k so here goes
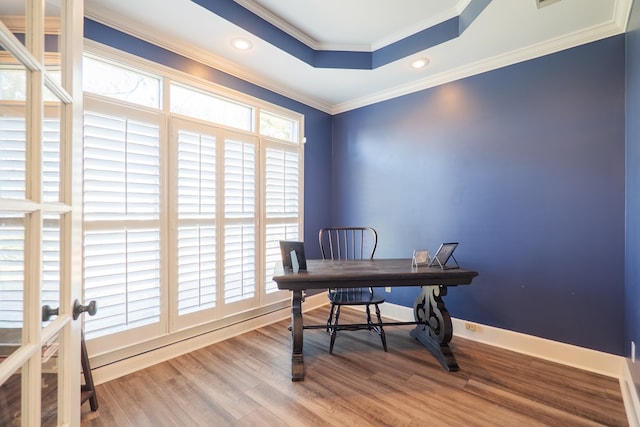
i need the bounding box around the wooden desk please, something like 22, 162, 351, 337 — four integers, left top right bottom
273, 259, 479, 381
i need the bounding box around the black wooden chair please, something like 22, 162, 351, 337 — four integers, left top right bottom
319, 226, 387, 354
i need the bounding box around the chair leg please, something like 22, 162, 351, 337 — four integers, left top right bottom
326, 303, 336, 333
329, 306, 341, 354
365, 304, 373, 331
375, 304, 387, 352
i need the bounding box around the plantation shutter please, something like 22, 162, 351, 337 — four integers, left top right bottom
82, 109, 161, 339
176, 128, 217, 315
264, 144, 300, 293
224, 137, 256, 303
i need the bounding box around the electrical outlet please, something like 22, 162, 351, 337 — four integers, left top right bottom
465, 322, 477, 332
632, 341, 636, 363
385, 287, 391, 293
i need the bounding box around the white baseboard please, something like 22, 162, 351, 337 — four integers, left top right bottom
622, 360, 640, 427
379, 302, 624, 378
90, 293, 328, 385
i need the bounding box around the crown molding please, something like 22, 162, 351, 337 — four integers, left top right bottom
233, 0, 468, 53
233, 0, 324, 51
615, 0, 635, 29
83, 11, 333, 114
332, 19, 625, 114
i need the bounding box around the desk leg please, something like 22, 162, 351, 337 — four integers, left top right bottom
290, 290, 305, 381
410, 285, 458, 371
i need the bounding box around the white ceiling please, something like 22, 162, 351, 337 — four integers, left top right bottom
83, 0, 632, 114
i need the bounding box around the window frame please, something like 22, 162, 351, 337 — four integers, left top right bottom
82, 96, 167, 355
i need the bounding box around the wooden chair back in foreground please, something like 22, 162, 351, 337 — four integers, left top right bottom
318, 226, 387, 354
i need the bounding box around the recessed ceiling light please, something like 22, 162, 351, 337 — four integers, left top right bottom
411, 58, 430, 69
231, 38, 252, 51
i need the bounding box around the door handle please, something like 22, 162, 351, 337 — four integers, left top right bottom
73, 300, 97, 320
42, 305, 59, 322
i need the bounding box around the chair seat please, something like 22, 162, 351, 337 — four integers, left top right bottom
329, 288, 385, 305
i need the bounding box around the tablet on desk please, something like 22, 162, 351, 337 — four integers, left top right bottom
429, 242, 459, 269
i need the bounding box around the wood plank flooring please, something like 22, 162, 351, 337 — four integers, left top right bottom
81, 307, 628, 426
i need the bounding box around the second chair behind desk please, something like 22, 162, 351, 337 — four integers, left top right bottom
318, 226, 388, 354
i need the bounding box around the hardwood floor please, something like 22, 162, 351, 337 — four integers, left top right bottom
81, 308, 628, 426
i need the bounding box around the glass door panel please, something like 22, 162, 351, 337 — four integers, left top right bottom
43, 0, 63, 205
0, 365, 22, 426
0, 55, 27, 200
0, 333, 61, 426
42, 214, 61, 329
43, 99, 61, 203
0, 213, 25, 353
41, 333, 59, 426
44, 0, 61, 63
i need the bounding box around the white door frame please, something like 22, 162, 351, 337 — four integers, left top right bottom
0, 0, 83, 425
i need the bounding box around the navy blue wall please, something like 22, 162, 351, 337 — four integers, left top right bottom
84, 20, 332, 258
332, 36, 626, 355
626, 0, 640, 388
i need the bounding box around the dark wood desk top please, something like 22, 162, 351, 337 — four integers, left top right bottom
273, 259, 479, 290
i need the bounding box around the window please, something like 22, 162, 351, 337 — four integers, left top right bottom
83, 56, 161, 109
82, 52, 303, 353
260, 110, 298, 142
82, 101, 162, 340
171, 83, 252, 131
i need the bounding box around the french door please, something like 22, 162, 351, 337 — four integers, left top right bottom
0, 1, 83, 426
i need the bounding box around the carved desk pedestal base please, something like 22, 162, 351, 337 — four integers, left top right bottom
410, 285, 458, 372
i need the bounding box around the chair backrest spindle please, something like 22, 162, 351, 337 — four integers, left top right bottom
319, 227, 377, 261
